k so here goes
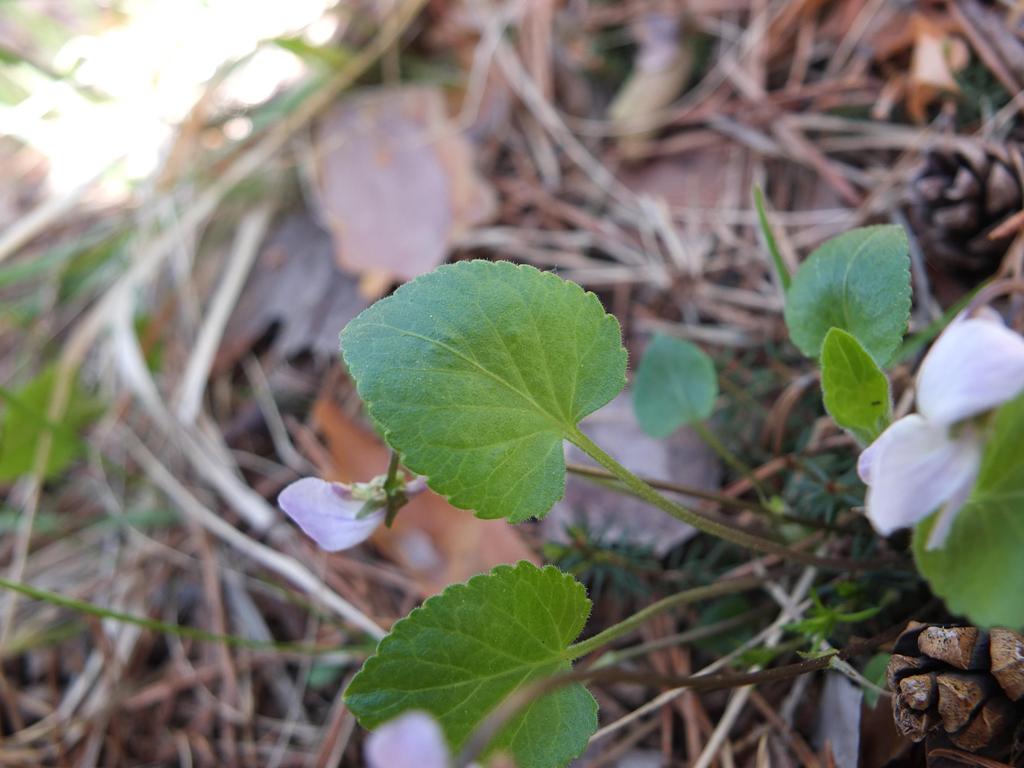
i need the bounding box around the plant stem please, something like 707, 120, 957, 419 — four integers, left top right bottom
754, 184, 791, 292
566, 462, 765, 513
458, 652, 837, 767
385, 450, 400, 484
692, 421, 769, 503
383, 449, 405, 525
591, 605, 776, 668
0, 576, 361, 655
564, 576, 767, 660
567, 428, 882, 571
565, 462, 850, 534
574, 651, 836, 690
459, 621, 903, 767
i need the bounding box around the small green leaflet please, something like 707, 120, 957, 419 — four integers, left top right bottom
861, 653, 890, 709
345, 562, 597, 768
341, 260, 627, 522
913, 392, 1024, 629
271, 36, 354, 69
753, 185, 790, 292
632, 334, 717, 438
820, 328, 891, 444
0, 365, 102, 482
784, 225, 910, 365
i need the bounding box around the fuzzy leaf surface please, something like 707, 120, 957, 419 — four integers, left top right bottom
340, 260, 627, 522
820, 328, 891, 444
345, 562, 596, 768
784, 225, 910, 365
632, 335, 717, 438
913, 392, 1024, 629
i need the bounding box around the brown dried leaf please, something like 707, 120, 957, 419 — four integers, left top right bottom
313, 86, 496, 283
311, 396, 537, 597
907, 15, 969, 122
619, 144, 746, 212
608, 13, 694, 157
217, 211, 368, 368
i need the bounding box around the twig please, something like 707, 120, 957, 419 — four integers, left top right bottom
175, 204, 274, 423
689, 566, 816, 768
566, 576, 771, 660
115, 427, 385, 639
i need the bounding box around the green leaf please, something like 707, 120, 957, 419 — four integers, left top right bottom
783, 225, 910, 365
913, 392, 1024, 629
340, 260, 627, 522
0, 366, 102, 481
632, 334, 717, 438
344, 562, 596, 768
271, 37, 354, 69
820, 327, 891, 444
861, 653, 890, 709
753, 185, 790, 292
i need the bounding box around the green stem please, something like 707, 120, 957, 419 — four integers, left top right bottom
692, 421, 769, 503
591, 605, 776, 668
385, 450, 400, 484
565, 462, 852, 534
460, 622, 901, 767
567, 461, 765, 514
754, 184, 790, 292
457, 652, 836, 767
0, 576, 364, 655
567, 428, 881, 571
384, 449, 405, 526
565, 576, 767, 660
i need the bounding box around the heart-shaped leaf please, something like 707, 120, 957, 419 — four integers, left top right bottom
913, 392, 1024, 629
784, 225, 910, 365
632, 334, 717, 438
820, 327, 891, 444
340, 260, 627, 522
344, 562, 597, 768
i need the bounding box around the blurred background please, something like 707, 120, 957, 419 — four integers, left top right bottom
0, 0, 1021, 765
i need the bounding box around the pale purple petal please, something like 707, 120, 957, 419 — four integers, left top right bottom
404, 476, 428, 496
862, 415, 982, 536
925, 465, 977, 550
277, 478, 384, 552
916, 316, 1024, 426
365, 712, 451, 768
857, 433, 883, 485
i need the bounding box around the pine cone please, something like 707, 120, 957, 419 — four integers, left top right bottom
909, 142, 1024, 274
888, 623, 1024, 763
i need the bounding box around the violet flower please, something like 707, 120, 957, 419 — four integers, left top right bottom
277, 477, 386, 551
858, 312, 1024, 549
365, 712, 452, 768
